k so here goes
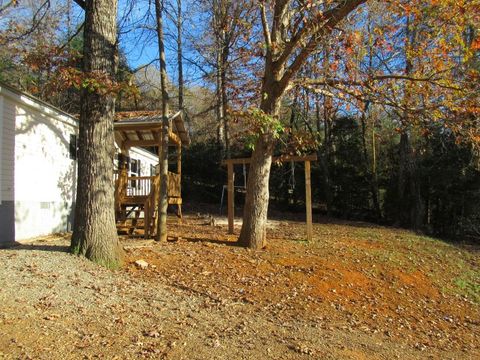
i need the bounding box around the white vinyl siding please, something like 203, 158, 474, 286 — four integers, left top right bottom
13, 100, 78, 240
14, 104, 77, 203
1, 95, 16, 202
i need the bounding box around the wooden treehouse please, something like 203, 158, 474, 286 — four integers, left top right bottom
113, 111, 190, 238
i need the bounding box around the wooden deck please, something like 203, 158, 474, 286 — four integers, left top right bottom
114, 171, 182, 239
113, 111, 188, 239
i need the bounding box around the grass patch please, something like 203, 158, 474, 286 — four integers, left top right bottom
454, 272, 480, 303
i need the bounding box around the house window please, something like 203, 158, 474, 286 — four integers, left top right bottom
69, 134, 78, 160
130, 159, 138, 174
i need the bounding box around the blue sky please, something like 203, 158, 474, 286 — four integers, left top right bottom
115, 0, 210, 88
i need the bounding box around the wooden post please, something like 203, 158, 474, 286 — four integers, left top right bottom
115, 152, 128, 218
177, 144, 182, 176
177, 143, 182, 223
227, 162, 235, 234
305, 160, 313, 241
156, 134, 162, 241
144, 201, 150, 238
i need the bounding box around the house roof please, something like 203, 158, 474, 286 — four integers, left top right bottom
114, 110, 190, 146
0, 81, 78, 126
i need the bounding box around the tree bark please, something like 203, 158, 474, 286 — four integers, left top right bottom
360, 105, 381, 220
215, 48, 225, 147
238, 72, 281, 248
237, 133, 276, 248
71, 0, 123, 268
220, 60, 230, 158
177, 0, 184, 110
155, 0, 170, 242
322, 87, 334, 216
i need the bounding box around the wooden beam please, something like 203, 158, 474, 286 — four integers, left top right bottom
305, 160, 313, 242
222, 154, 317, 166
227, 162, 234, 234
114, 123, 162, 131
124, 139, 162, 147
124, 133, 180, 148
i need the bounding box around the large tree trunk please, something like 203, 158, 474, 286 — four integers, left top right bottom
71, 0, 123, 267
237, 134, 275, 248
155, 0, 170, 242
238, 80, 281, 249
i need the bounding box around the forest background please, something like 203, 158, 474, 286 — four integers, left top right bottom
1, 0, 479, 243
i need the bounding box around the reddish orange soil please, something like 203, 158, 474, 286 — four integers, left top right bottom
124, 215, 480, 356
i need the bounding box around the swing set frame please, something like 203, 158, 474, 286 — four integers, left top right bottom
222, 154, 317, 241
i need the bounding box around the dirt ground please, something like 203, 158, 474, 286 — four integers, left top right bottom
0, 213, 479, 359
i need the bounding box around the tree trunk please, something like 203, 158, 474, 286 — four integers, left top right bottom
155, 0, 170, 242
71, 0, 123, 268
360, 106, 381, 220
238, 80, 281, 249
398, 132, 424, 230
322, 92, 334, 216
314, 94, 332, 216
220, 62, 230, 158
177, 0, 184, 110
371, 119, 381, 219
215, 49, 225, 148
237, 134, 275, 248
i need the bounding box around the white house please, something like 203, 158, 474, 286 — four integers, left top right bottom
0, 83, 159, 246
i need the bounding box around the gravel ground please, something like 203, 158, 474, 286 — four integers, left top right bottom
0, 218, 478, 359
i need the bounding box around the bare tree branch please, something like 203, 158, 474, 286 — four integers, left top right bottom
296, 73, 462, 91
279, 0, 367, 92
132, 57, 160, 73
260, 1, 272, 51
58, 22, 85, 51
